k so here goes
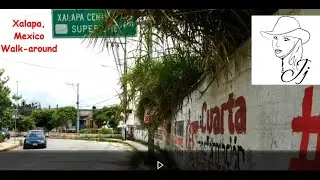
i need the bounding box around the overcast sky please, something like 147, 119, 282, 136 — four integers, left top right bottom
0, 9, 137, 109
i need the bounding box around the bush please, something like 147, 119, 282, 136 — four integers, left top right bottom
79, 129, 91, 134
79, 129, 99, 134
98, 128, 113, 134
113, 128, 121, 134
0, 133, 4, 142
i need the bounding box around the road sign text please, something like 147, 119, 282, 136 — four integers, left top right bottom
52, 9, 137, 38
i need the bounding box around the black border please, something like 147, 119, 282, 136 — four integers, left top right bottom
2, 170, 320, 178
3, 1, 320, 9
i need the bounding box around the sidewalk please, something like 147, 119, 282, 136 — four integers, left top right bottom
124, 140, 148, 152
124, 140, 176, 170
0, 139, 21, 152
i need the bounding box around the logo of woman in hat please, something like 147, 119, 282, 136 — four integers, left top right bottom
261, 16, 311, 84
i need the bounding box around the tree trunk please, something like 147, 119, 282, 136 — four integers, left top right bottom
147, 126, 155, 162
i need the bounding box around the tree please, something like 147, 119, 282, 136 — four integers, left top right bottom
12, 94, 22, 103
16, 116, 36, 132
31, 109, 55, 131
0, 69, 13, 129
92, 108, 105, 128
93, 105, 122, 129
19, 100, 40, 116
0, 108, 13, 129
86, 9, 279, 159
52, 106, 77, 130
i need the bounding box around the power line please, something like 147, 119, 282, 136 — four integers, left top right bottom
0, 57, 119, 73
0, 57, 64, 71
15, 61, 59, 70
80, 94, 119, 108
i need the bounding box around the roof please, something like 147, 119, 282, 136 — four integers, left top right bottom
29, 130, 44, 132
79, 109, 92, 116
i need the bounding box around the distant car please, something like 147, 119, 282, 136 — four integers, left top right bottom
23, 130, 48, 149
0, 128, 10, 139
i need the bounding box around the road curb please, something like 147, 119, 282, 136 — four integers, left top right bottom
0, 144, 21, 152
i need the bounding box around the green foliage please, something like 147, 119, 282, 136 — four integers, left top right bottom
79, 129, 91, 134
79, 129, 99, 134
123, 52, 204, 127
113, 128, 121, 134
52, 106, 77, 129
0, 69, 13, 128
79, 128, 114, 134
12, 94, 22, 102
16, 116, 36, 132
31, 109, 55, 131
19, 100, 40, 116
93, 105, 122, 129
87, 10, 279, 128
0, 108, 13, 129
98, 128, 113, 134
0, 133, 4, 142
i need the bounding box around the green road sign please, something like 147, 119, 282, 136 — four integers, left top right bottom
51, 9, 137, 38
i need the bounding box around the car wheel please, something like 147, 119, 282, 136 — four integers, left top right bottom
43, 144, 47, 148
23, 145, 27, 149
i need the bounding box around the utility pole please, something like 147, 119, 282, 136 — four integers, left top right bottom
123, 36, 128, 141
110, 38, 128, 140
15, 81, 18, 133
76, 83, 79, 133
66, 82, 80, 133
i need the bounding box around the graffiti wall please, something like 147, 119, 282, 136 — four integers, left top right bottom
167, 9, 320, 170
132, 9, 320, 170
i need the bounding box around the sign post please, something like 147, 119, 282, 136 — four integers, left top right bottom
51, 9, 137, 38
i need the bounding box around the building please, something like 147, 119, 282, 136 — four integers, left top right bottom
66, 109, 98, 130
83, 110, 99, 129
79, 109, 91, 129
124, 102, 140, 137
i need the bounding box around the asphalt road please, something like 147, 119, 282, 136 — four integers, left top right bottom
0, 138, 134, 170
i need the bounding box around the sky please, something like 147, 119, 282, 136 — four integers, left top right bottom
0, 9, 137, 109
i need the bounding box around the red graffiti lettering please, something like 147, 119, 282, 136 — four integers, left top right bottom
186, 93, 247, 149
201, 103, 207, 134
176, 136, 184, 148
187, 108, 199, 149
289, 86, 320, 170
206, 103, 213, 134
226, 93, 235, 134
212, 106, 221, 134
201, 93, 246, 135
235, 96, 247, 134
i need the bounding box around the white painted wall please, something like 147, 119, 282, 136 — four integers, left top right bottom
133, 128, 148, 142
133, 128, 165, 149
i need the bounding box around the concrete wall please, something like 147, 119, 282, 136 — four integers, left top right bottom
133, 9, 320, 170
133, 127, 165, 149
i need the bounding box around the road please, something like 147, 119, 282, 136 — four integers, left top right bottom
0, 138, 134, 170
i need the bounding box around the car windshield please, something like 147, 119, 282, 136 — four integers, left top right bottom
27, 132, 43, 138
